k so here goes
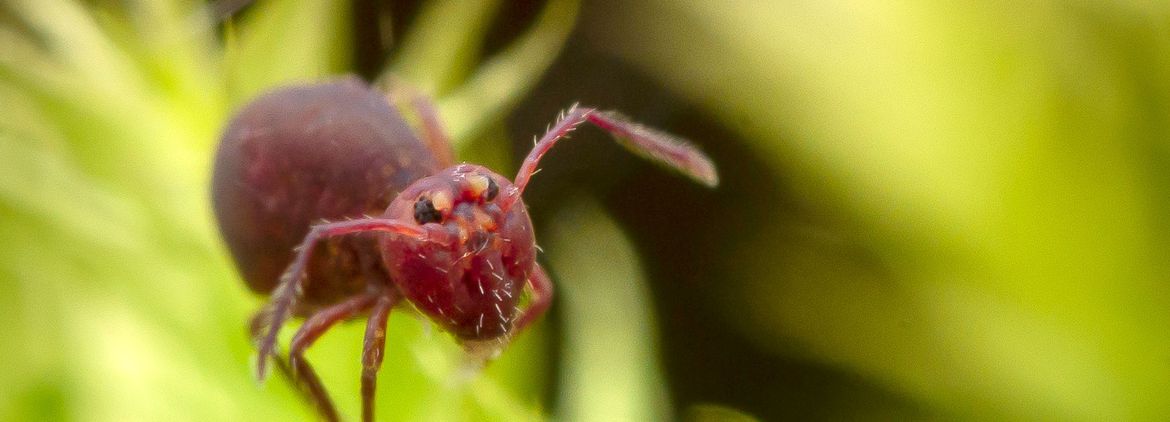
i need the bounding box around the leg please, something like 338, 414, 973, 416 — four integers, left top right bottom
502, 106, 718, 209
249, 311, 339, 422
288, 295, 377, 422
383, 76, 455, 167
512, 263, 553, 334
407, 90, 455, 168
361, 295, 397, 422
256, 218, 434, 380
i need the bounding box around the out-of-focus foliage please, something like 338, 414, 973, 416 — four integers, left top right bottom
544, 198, 672, 422
587, 0, 1170, 419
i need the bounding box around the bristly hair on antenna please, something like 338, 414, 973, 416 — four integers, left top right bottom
501, 106, 718, 210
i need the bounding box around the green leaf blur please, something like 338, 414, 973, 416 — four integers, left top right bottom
586, 0, 1170, 419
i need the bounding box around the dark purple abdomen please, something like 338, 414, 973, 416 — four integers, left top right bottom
212, 78, 438, 309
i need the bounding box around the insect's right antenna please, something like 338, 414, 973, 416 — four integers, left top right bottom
500, 106, 718, 210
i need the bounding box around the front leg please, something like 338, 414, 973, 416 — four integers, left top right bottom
255, 218, 433, 380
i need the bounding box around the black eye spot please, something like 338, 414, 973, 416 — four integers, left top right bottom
484, 177, 499, 201
413, 198, 442, 224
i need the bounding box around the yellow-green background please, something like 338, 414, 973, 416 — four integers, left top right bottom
2, 0, 1168, 420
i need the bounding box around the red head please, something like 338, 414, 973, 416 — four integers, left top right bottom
379, 164, 535, 340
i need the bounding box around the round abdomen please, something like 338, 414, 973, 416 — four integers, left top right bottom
212, 78, 439, 307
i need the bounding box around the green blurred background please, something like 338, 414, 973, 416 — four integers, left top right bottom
2, 0, 1169, 420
